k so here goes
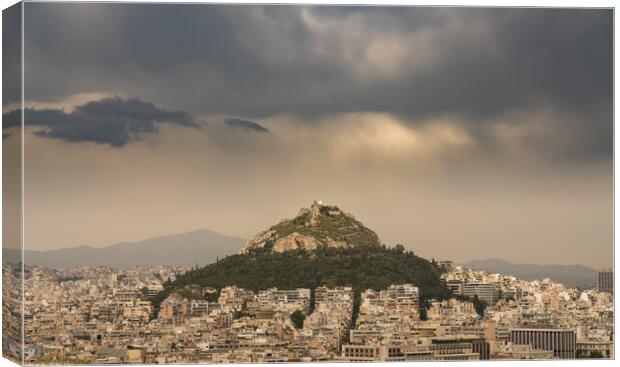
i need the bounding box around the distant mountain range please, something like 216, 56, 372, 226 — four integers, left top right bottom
3, 229, 245, 268
462, 258, 599, 287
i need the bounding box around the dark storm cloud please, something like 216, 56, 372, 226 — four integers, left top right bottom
21, 4, 612, 159
3, 97, 200, 146
2, 108, 21, 129
2, 3, 22, 106
225, 118, 269, 133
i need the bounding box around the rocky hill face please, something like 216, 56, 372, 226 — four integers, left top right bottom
239, 201, 382, 253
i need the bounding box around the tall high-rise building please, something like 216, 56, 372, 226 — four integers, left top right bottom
509, 328, 576, 359
598, 271, 613, 294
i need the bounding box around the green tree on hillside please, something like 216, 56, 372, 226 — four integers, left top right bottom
472, 295, 487, 317
290, 310, 306, 329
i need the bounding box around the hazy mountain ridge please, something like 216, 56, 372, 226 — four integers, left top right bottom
3, 229, 245, 268
463, 258, 599, 287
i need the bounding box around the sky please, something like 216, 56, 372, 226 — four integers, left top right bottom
2, 4, 613, 268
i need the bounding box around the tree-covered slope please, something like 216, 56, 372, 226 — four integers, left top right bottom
153, 244, 450, 309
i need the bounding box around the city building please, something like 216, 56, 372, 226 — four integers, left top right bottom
463, 282, 500, 305
576, 340, 614, 359
598, 270, 613, 295
494, 342, 555, 359
509, 328, 576, 359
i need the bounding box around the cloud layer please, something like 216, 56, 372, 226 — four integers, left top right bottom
4, 97, 200, 146
225, 118, 270, 133
19, 5, 612, 161
22, 8, 611, 110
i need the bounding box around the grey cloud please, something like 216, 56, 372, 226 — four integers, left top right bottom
225, 118, 269, 133
21, 4, 612, 161
3, 97, 200, 147
2, 3, 22, 106
2, 108, 21, 129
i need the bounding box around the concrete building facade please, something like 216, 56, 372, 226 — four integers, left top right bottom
509, 328, 576, 359
598, 271, 613, 295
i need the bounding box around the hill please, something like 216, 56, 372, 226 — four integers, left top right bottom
240, 201, 382, 253
3, 229, 245, 268
154, 202, 450, 310
463, 258, 598, 287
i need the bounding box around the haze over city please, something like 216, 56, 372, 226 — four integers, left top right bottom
2, 4, 612, 268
